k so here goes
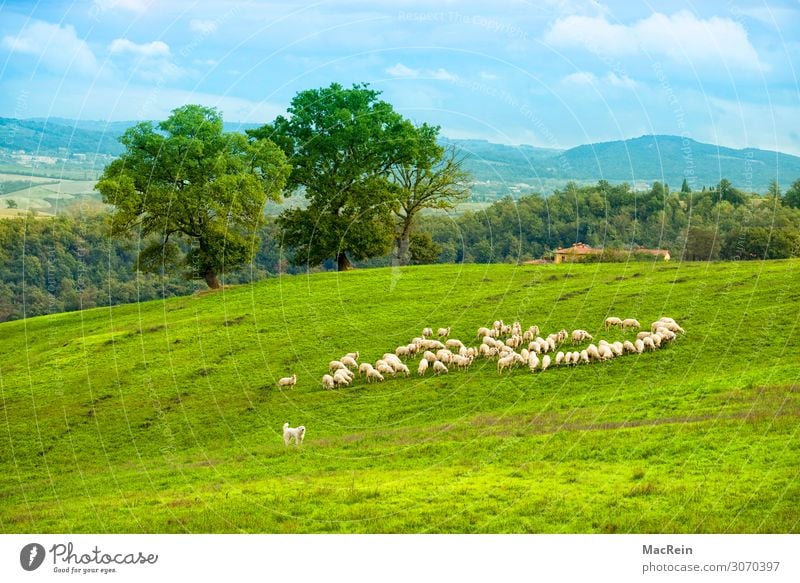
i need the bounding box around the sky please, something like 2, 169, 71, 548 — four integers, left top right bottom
1, 0, 798, 154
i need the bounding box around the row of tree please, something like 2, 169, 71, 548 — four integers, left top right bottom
97, 84, 470, 288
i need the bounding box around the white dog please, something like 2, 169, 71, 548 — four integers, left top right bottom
283, 422, 305, 446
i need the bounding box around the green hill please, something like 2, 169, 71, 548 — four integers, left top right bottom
1, 260, 798, 533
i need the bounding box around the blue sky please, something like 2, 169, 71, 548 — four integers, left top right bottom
1, 0, 798, 153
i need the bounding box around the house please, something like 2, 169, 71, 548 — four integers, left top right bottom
553, 243, 670, 264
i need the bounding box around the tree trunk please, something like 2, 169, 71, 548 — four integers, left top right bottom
336, 252, 354, 271
204, 269, 222, 289
393, 218, 413, 267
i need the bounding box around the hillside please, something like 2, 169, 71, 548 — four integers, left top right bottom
1, 261, 798, 533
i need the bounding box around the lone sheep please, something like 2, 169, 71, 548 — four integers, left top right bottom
278, 374, 297, 387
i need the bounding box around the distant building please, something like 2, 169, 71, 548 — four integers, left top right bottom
553, 242, 670, 264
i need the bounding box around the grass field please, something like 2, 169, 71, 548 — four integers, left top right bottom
0, 260, 798, 533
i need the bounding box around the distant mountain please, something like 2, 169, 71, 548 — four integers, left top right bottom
449, 135, 800, 194
2, 116, 799, 194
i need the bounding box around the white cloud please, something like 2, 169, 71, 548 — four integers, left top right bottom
386, 62, 458, 81
189, 19, 218, 35
109, 38, 170, 57
605, 72, 637, 89
2, 20, 98, 76
386, 63, 419, 77
544, 10, 767, 71
562, 71, 598, 86
479, 71, 498, 81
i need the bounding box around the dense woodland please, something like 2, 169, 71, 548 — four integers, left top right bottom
2, 178, 800, 323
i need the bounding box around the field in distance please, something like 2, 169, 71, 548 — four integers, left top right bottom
0, 260, 798, 533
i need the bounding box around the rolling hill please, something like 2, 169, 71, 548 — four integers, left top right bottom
1, 260, 798, 533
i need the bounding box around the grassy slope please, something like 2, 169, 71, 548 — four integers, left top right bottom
0, 260, 798, 533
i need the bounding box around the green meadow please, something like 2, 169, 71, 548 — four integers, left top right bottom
1, 260, 798, 533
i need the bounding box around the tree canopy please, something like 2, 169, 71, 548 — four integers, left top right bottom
252, 83, 422, 270
96, 104, 290, 288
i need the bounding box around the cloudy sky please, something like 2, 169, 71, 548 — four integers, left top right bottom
1, 0, 798, 153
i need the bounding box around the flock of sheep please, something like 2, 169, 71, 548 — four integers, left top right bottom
276, 316, 685, 392
278, 316, 684, 444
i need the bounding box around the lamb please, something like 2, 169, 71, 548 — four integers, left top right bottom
604, 317, 622, 330
278, 374, 297, 387
283, 422, 305, 446
417, 359, 429, 376
433, 361, 448, 375
437, 327, 451, 338
366, 368, 385, 383
322, 374, 335, 390
340, 356, 358, 369
621, 318, 640, 330
422, 327, 434, 338
541, 354, 551, 372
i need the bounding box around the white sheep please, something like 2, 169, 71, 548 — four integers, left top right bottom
283, 422, 305, 446
637, 331, 652, 340
563, 351, 572, 365
528, 352, 540, 372
586, 344, 600, 361
436, 348, 453, 364
329, 360, 346, 373
366, 369, 385, 383
634, 338, 645, 353
476, 326, 492, 338
498, 354, 516, 373
604, 317, 622, 330
278, 374, 297, 387
417, 359, 429, 376
376, 363, 395, 376
396, 363, 411, 377
541, 354, 551, 372
610, 342, 624, 356
423, 351, 437, 363
437, 326, 451, 338
358, 362, 374, 377
321, 374, 335, 390
555, 351, 565, 365
445, 339, 464, 350
643, 337, 656, 351
621, 318, 640, 330
344, 351, 360, 361
598, 345, 613, 360
395, 346, 411, 359
623, 340, 637, 354
571, 351, 581, 365
580, 350, 590, 364
333, 370, 351, 387
422, 327, 434, 338
571, 330, 592, 344
433, 361, 448, 375
340, 356, 358, 369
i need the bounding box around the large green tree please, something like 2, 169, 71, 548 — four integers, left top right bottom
390, 139, 471, 266
784, 178, 800, 208
96, 105, 290, 288
253, 83, 419, 271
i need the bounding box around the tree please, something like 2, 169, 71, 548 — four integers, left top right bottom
390, 139, 471, 265
715, 178, 746, 206
96, 105, 289, 288
408, 231, 441, 265
766, 179, 781, 199
5, 199, 18, 209
784, 178, 800, 208
254, 83, 418, 271
680, 178, 691, 194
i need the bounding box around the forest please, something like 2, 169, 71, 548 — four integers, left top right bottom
2, 177, 799, 323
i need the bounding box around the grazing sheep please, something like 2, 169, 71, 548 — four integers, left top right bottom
597, 345, 613, 360
396, 363, 411, 377
278, 374, 297, 387
283, 422, 305, 446
563, 351, 572, 365
340, 356, 358, 369
479, 344, 498, 358
329, 360, 346, 373
436, 349, 453, 364
417, 359, 429, 376
477, 326, 492, 338
422, 327, 434, 338
571, 351, 581, 365
643, 337, 656, 351
376, 363, 395, 376
437, 327, 451, 338
637, 331, 652, 340
623, 340, 637, 354
586, 344, 600, 361
423, 351, 437, 363
433, 361, 448, 375
541, 354, 551, 372
571, 330, 592, 344
333, 370, 352, 386
445, 339, 465, 350
555, 351, 565, 366
546, 336, 557, 352
634, 339, 645, 353
498, 354, 516, 373
528, 352, 540, 372
395, 346, 411, 359
655, 321, 685, 334
366, 369, 385, 383
621, 318, 640, 330
604, 317, 623, 330
453, 355, 473, 370
580, 350, 590, 364
322, 374, 335, 390
650, 333, 663, 348
610, 342, 624, 356
344, 352, 360, 361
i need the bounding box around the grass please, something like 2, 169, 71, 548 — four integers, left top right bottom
0, 259, 799, 533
